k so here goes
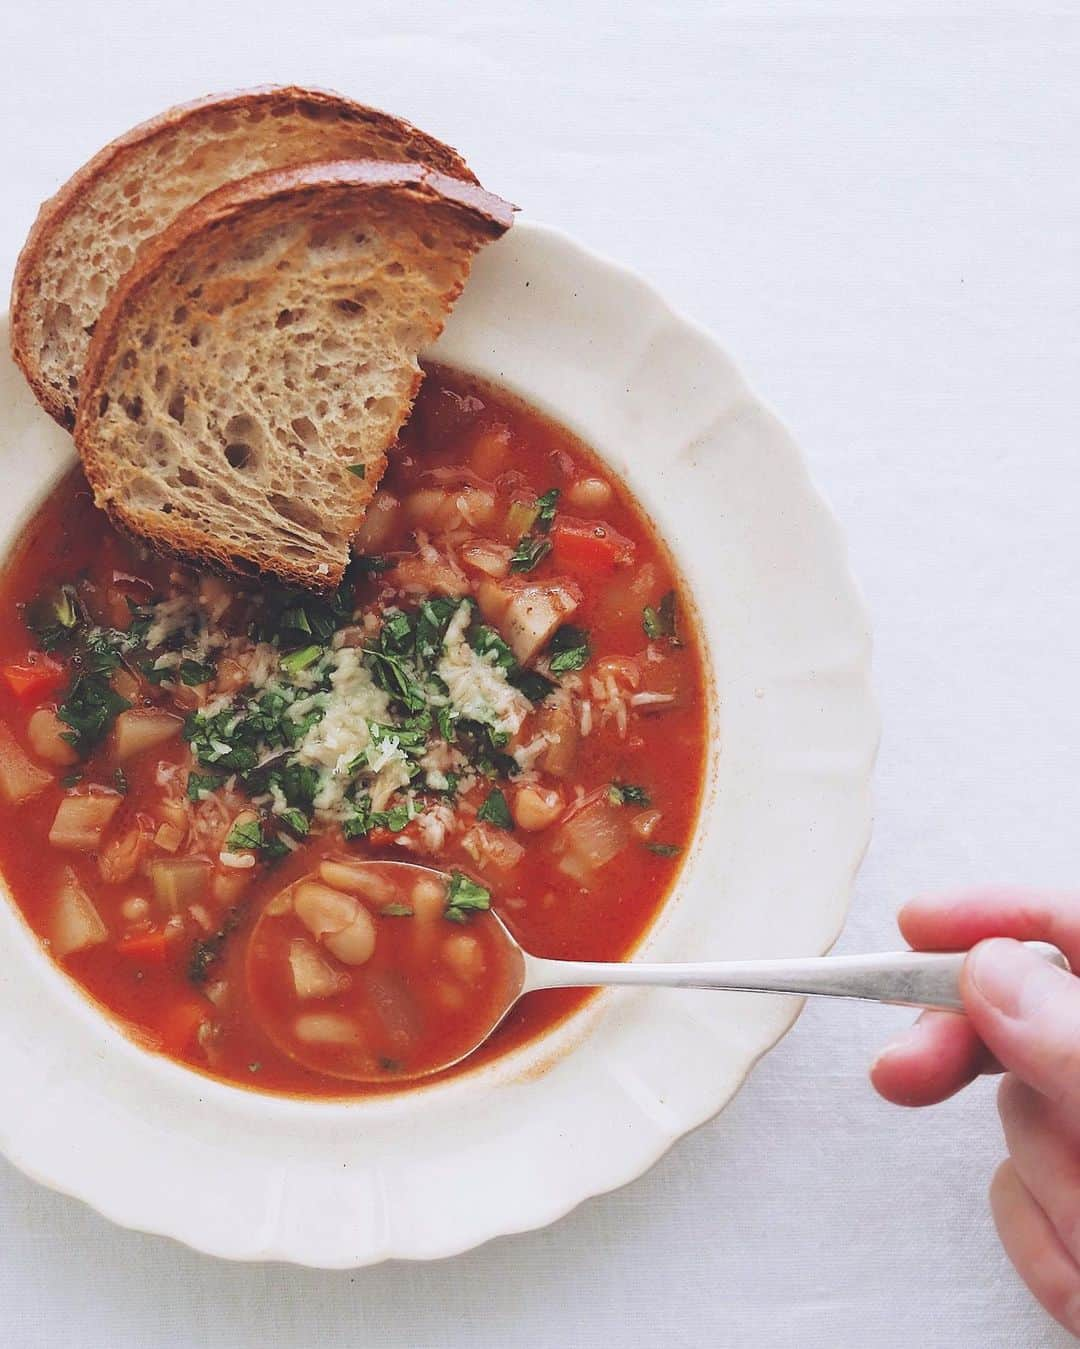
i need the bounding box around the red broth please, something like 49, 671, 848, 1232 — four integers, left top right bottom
0, 367, 708, 1097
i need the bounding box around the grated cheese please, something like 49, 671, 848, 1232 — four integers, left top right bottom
435, 603, 530, 737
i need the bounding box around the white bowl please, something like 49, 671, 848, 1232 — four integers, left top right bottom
0, 220, 877, 1266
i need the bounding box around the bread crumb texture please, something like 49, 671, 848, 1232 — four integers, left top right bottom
78, 179, 499, 588
15, 89, 473, 424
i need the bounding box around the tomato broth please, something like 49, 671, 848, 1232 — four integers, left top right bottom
0, 367, 708, 1096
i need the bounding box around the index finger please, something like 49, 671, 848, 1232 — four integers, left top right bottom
898, 888, 1080, 968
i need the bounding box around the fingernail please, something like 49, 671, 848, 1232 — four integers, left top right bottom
968, 938, 1066, 1019
872, 1022, 925, 1065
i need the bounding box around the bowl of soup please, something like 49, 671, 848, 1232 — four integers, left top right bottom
0, 220, 877, 1265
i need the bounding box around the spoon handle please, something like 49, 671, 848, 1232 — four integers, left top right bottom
522, 941, 1069, 1012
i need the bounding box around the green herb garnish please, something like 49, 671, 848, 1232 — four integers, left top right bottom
57, 674, 131, 756
179, 658, 215, 686
187, 771, 222, 801
225, 819, 263, 852
444, 871, 492, 924
381, 903, 414, 917
646, 842, 682, 857
347, 463, 366, 478
477, 787, 514, 831
642, 591, 681, 644
535, 487, 559, 533
509, 535, 553, 573
548, 625, 591, 674
608, 781, 651, 807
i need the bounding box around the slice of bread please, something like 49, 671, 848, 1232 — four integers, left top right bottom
11, 86, 478, 428
74, 160, 513, 590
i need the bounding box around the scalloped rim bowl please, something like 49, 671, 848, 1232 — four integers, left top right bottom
0, 219, 877, 1267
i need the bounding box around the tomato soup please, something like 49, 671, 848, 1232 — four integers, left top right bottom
0, 367, 708, 1096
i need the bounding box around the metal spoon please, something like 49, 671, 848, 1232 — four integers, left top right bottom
270, 861, 1068, 1084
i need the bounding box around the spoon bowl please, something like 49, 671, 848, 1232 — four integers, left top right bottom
247, 857, 1071, 1085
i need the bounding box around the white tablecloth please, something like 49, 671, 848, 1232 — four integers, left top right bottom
1, 3, 1076, 1344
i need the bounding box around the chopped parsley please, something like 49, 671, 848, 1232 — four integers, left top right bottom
548, 625, 591, 674
444, 871, 491, 924
608, 781, 651, 807
381, 903, 414, 917
352, 554, 393, 574
477, 787, 514, 830
188, 907, 243, 985
225, 817, 291, 861
509, 668, 556, 704
187, 771, 223, 801
646, 842, 682, 857
534, 487, 559, 533
643, 591, 681, 644
225, 819, 263, 852
179, 658, 215, 686
347, 463, 366, 478
470, 624, 515, 671
57, 672, 131, 756
25, 583, 81, 652
509, 535, 552, 573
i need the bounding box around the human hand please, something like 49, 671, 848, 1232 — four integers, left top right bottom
871, 889, 1080, 1338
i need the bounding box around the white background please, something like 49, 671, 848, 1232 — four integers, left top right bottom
1, 2, 1077, 1345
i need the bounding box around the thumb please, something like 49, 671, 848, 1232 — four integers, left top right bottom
963, 938, 1080, 1110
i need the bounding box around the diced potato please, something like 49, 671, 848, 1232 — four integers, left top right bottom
459, 539, 513, 579
352, 491, 401, 552
462, 825, 525, 872
110, 668, 142, 702
112, 708, 183, 761
154, 821, 185, 853
27, 708, 79, 766
289, 939, 348, 999
212, 869, 253, 906
477, 578, 582, 665
293, 1012, 361, 1046
48, 793, 122, 851
536, 698, 579, 778
391, 554, 468, 597
49, 868, 108, 957
150, 857, 211, 912
318, 859, 394, 904
512, 784, 564, 832
294, 882, 360, 938
0, 721, 53, 803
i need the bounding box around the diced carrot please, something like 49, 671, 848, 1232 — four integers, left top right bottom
2, 654, 65, 703
550, 518, 634, 576
116, 929, 171, 964
159, 998, 210, 1054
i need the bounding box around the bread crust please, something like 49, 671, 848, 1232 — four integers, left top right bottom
10, 85, 480, 426
75, 159, 514, 591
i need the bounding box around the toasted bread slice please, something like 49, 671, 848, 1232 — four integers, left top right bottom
74, 160, 513, 590
11, 86, 478, 427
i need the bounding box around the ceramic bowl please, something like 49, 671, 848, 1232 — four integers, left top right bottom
0, 219, 877, 1265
